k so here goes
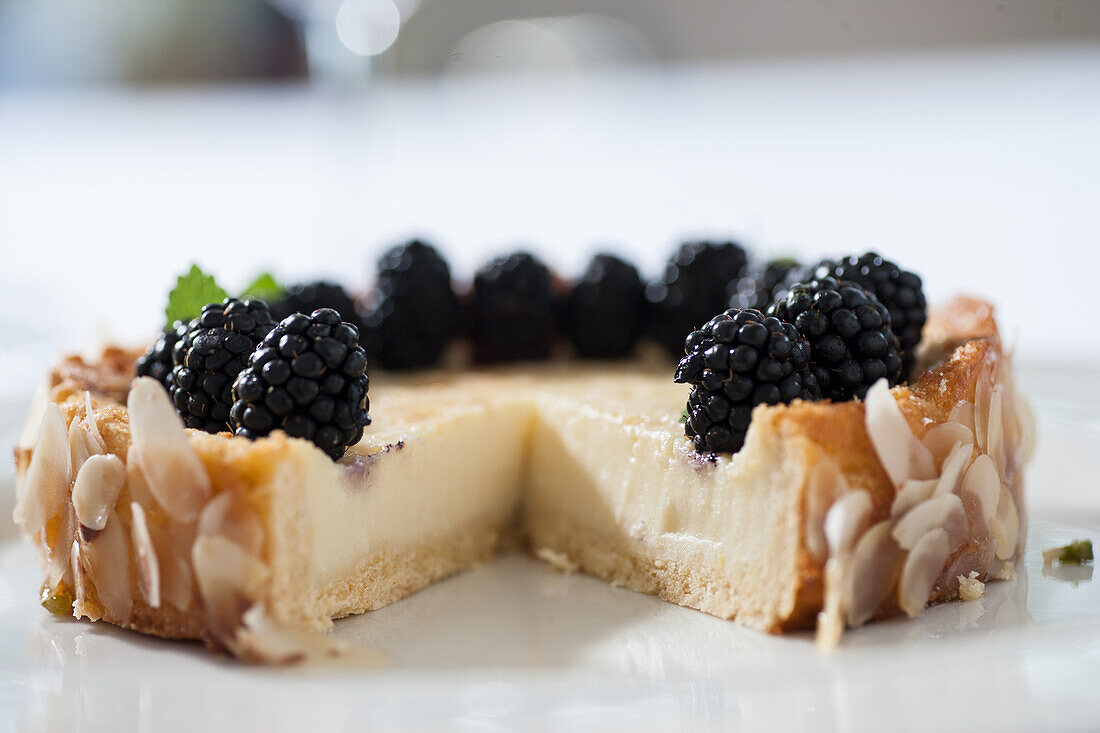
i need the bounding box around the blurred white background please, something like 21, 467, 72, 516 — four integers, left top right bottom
2, 0, 1099, 458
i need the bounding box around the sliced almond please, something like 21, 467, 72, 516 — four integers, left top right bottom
130, 502, 161, 608
986, 385, 1006, 477
991, 488, 1020, 561
934, 441, 974, 496
898, 528, 951, 617
45, 506, 76, 589
82, 509, 133, 623
865, 379, 935, 488
1015, 393, 1037, 464
891, 479, 938, 519
72, 454, 126, 532
843, 520, 904, 626
193, 534, 270, 645
922, 422, 974, 467
197, 491, 265, 557
83, 391, 106, 452
949, 400, 976, 433
892, 493, 967, 551
961, 454, 1000, 529
68, 419, 93, 469
127, 377, 211, 522
14, 403, 71, 538
974, 366, 994, 451
823, 489, 872, 557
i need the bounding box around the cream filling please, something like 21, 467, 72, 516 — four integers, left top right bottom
299, 398, 532, 590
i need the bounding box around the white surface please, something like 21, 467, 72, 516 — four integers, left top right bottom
1, 45, 1100, 381
1, 364, 1099, 732
1, 521, 1098, 733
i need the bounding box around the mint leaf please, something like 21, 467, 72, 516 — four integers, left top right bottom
679, 409, 688, 424
241, 272, 284, 303
1042, 539, 1094, 565
165, 264, 228, 328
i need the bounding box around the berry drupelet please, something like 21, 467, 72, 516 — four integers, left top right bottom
812, 252, 926, 377
727, 258, 803, 312
564, 253, 646, 358
647, 241, 749, 356
271, 281, 364, 334
136, 321, 188, 389
768, 276, 902, 402
674, 308, 819, 454
230, 308, 371, 460
361, 240, 457, 369
169, 298, 276, 433
471, 251, 554, 363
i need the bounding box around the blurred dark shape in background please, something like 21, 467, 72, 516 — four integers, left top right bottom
1, 0, 1098, 88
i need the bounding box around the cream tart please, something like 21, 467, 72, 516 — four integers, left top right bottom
11, 293, 1032, 662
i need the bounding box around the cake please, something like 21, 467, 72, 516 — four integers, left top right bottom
12, 289, 1032, 663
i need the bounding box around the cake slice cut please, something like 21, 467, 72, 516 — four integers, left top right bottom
12, 297, 1032, 661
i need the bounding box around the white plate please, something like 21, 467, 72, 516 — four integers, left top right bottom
2, 520, 1098, 733
2, 367, 1099, 733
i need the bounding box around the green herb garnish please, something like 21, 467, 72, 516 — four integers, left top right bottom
165, 264, 228, 328
241, 271, 284, 303
679, 409, 688, 423
1042, 539, 1094, 565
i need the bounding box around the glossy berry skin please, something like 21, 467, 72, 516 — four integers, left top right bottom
647, 241, 749, 356
564, 253, 646, 359
230, 308, 371, 460
169, 299, 276, 433
674, 308, 819, 454
271, 281, 364, 334
472, 251, 554, 363
362, 240, 457, 369
812, 252, 926, 377
136, 321, 188, 389
769, 276, 902, 402
727, 259, 803, 312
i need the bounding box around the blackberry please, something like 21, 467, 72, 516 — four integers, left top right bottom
812, 253, 926, 376
169, 299, 276, 433
646, 241, 749, 356
230, 308, 370, 460
362, 240, 457, 369
768, 276, 902, 402
727, 258, 802, 312
564, 253, 646, 358
136, 321, 187, 389
674, 309, 819, 454
271, 281, 364, 333
472, 251, 554, 362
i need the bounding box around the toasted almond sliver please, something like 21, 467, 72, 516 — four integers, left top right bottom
844, 520, 904, 627
823, 490, 873, 557
898, 528, 951, 617
991, 489, 1020, 561
14, 403, 71, 537
922, 421, 974, 467
934, 441, 974, 496
961, 454, 1000, 529
130, 502, 161, 608
128, 378, 211, 522
891, 479, 938, 519
82, 509, 133, 623
72, 454, 126, 532
892, 493, 967, 551
865, 379, 935, 488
